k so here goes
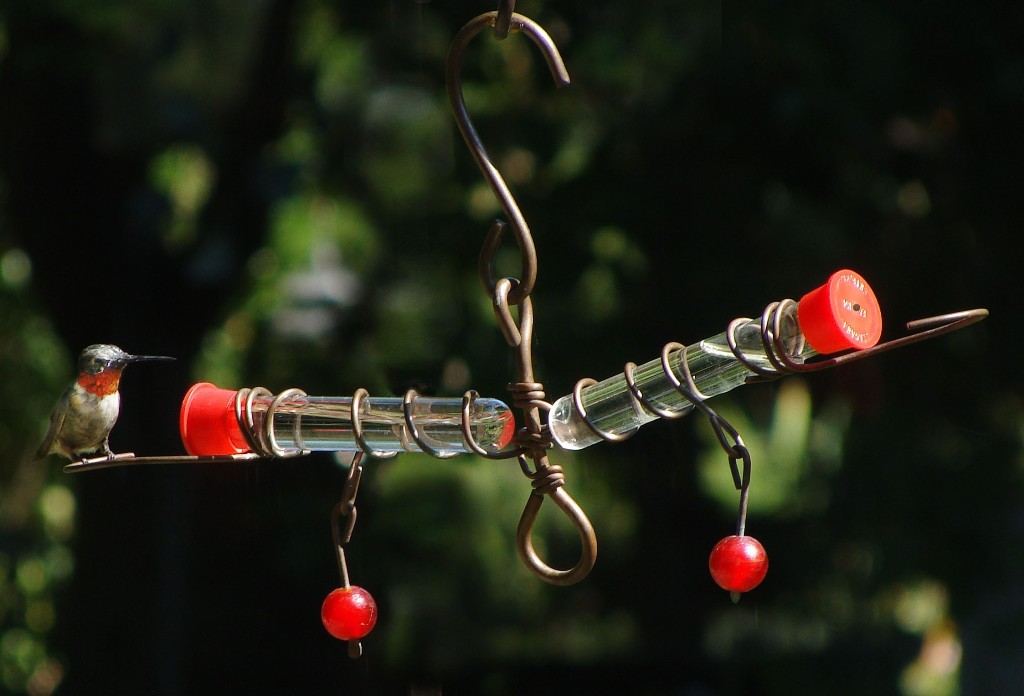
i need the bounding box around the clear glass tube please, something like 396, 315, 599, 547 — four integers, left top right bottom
251, 394, 514, 456
547, 303, 816, 450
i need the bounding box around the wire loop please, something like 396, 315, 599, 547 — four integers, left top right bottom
402, 390, 461, 459
348, 388, 398, 459
659, 341, 710, 403
516, 461, 598, 586
492, 276, 527, 347
265, 387, 308, 457
461, 390, 529, 459
572, 377, 635, 443
235, 387, 276, 457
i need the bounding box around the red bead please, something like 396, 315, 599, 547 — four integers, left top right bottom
321, 586, 378, 640
709, 535, 768, 593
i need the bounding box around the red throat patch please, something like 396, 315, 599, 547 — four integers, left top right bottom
78, 370, 123, 396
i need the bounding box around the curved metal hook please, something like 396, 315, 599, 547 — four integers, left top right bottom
771, 307, 989, 374
516, 480, 598, 586
447, 11, 571, 303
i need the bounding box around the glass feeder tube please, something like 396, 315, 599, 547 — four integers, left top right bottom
547, 269, 882, 451
180, 383, 516, 457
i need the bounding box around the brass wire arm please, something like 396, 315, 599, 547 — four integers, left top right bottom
62, 451, 261, 473
447, 9, 597, 585
752, 305, 989, 378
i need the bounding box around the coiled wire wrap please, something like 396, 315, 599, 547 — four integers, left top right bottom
230, 385, 510, 460
233, 386, 308, 458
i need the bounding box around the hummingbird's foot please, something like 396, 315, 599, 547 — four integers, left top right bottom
105, 451, 137, 461
77, 451, 134, 466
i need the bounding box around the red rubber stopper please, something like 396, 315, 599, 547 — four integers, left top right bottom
498, 408, 516, 450
797, 269, 882, 354
179, 383, 251, 456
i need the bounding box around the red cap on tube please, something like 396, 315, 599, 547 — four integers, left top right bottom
498, 408, 516, 450
180, 383, 251, 456
797, 269, 882, 354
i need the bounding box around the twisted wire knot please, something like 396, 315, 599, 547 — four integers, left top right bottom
528, 462, 566, 496
513, 428, 550, 449
507, 381, 548, 411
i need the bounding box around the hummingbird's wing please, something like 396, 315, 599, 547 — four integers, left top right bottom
35, 390, 69, 460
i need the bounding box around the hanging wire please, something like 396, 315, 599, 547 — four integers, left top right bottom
331, 452, 366, 659
446, 9, 597, 585
494, 0, 516, 39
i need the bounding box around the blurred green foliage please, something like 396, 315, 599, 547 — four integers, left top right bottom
0, 260, 75, 692
0, 0, 1021, 694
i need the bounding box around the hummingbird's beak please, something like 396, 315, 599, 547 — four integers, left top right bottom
126, 354, 176, 363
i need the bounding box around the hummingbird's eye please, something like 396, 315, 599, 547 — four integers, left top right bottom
82, 358, 106, 374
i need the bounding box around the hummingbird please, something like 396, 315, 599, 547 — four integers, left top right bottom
36, 344, 175, 462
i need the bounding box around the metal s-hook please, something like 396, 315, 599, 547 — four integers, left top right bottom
446, 11, 570, 304
448, 13, 596, 585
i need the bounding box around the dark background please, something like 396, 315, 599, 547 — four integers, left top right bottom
0, 1, 1021, 693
